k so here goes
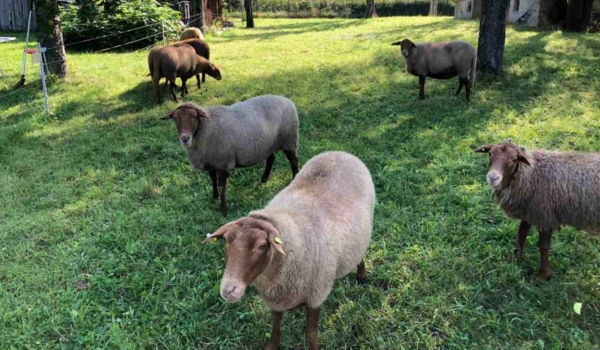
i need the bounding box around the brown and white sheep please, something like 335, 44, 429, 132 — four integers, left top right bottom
161, 95, 299, 216
148, 44, 221, 103
475, 140, 600, 281
204, 151, 375, 350
392, 39, 477, 101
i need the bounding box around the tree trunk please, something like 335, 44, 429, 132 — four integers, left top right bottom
35, 0, 68, 78
477, 0, 510, 75
245, 0, 254, 28
564, 0, 594, 31
365, 0, 378, 18
429, 0, 438, 16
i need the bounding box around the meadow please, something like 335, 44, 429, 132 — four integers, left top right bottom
0, 17, 599, 349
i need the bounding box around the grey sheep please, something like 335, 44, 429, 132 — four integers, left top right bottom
204, 151, 375, 350
180, 27, 204, 40
148, 44, 221, 103
392, 39, 477, 101
475, 140, 600, 281
161, 95, 299, 216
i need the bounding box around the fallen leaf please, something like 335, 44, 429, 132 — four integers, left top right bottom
574, 302, 583, 315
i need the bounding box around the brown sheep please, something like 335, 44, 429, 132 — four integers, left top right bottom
474, 140, 600, 281
180, 27, 204, 41
148, 45, 221, 103
173, 39, 210, 86
392, 39, 477, 101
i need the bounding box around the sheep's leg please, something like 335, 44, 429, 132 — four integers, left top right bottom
455, 78, 465, 96
465, 79, 472, 102
419, 76, 426, 100
168, 78, 178, 102
202, 72, 206, 84
208, 169, 218, 200
261, 154, 276, 183
264, 310, 283, 350
507, 221, 531, 262
356, 259, 368, 284
153, 74, 162, 103
196, 74, 201, 89
181, 78, 188, 98
217, 171, 229, 216
283, 150, 299, 179
305, 307, 320, 350
536, 229, 553, 281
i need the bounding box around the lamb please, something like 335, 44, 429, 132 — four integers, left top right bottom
161, 95, 299, 216
180, 27, 204, 41
391, 39, 477, 101
148, 44, 221, 103
474, 140, 600, 281
204, 151, 375, 350
174, 38, 211, 86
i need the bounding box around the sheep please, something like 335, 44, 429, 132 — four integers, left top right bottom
148, 44, 221, 103
204, 151, 375, 350
180, 27, 204, 41
161, 95, 299, 216
391, 39, 477, 101
474, 140, 600, 281
174, 38, 211, 86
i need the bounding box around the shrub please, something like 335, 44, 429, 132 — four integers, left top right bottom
61, 0, 184, 52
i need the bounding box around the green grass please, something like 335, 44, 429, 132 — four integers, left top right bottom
1, 17, 599, 350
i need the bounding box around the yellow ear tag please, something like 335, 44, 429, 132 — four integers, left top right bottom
274, 237, 282, 244
211, 238, 217, 244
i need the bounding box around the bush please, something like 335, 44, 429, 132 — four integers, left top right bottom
224, 0, 453, 18
61, 0, 184, 52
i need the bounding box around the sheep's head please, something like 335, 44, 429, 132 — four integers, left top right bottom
206, 64, 222, 81
160, 103, 208, 148
391, 39, 417, 58
196, 57, 222, 81
204, 217, 285, 303
474, 140, 531, 189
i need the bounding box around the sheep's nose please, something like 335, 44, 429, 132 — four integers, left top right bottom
224, 285, 236, 296
488, 173, 499, 182
180, 135, 190, 143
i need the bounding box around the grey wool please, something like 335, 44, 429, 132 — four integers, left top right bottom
493, 145, 600, 234
248, 151, 375, 311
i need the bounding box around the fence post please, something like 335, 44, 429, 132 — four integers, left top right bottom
37, 43, 51, 116
162, 20, 167, 44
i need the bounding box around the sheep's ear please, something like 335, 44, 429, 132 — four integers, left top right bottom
516, 149, 531, 166
474, 144, 493, 153
161, 111, 175, 120
391, 40, 403, 46
203, 222, 234, 244
196, 108, 209, 120
268, 231, 285, 256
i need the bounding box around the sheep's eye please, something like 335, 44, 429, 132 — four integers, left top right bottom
258, 244, 267, 251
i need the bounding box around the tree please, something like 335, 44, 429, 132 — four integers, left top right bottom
35, 0, 68, 78
365, 0, 377, 18
245, 0, 255, 28
564, 0, 594, 32
477, 0, 510, 75
429, 0, 438, 16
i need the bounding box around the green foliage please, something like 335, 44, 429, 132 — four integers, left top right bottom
61, 0, 184, 51
225, 0, 453, 18
1, 17, 600, 350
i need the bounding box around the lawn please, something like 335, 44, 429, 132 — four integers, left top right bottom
1, 17, 599, 350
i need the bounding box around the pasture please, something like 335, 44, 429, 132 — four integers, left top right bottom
1, 17, 599, 349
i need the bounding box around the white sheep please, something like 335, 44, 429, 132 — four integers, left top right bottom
204, 151, 375, 350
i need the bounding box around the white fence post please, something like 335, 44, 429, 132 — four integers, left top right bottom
37, 43, 51, 115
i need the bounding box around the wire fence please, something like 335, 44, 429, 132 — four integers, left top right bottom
0, 12, 205, 103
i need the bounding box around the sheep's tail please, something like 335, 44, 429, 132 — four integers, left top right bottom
469, 54, 477, 87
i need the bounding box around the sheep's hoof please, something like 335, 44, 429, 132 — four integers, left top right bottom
356, 276, 368, 285
264, 342, 280, 350
535, 269, 551, 282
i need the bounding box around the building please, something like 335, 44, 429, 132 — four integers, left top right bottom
454, 0, 564, 27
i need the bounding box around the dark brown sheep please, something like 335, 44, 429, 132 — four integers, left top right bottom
173, 39, 211, 86
475, 140, 600, 281
392, 39, 477, 101
148, 45, 221, 103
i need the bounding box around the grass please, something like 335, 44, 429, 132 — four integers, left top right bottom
1, 17, 599, 350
